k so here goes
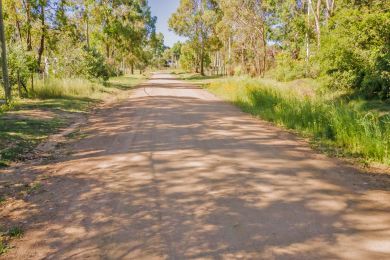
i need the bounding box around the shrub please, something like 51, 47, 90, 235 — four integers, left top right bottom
318, 7, 390, 100
82, 48, 111, 81
7, 44, 36, 96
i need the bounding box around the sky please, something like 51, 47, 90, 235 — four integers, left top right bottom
149, 0, 187, 47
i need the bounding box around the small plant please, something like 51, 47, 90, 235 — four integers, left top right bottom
26, 182, 42, 194
0, 226, 24, 255
0, 196, 6, 204
0, 240, 8, 255
7, 227, 23, 238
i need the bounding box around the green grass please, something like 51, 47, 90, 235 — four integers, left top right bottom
0, 240, 7, 255
0, 226, 24, 255
7, 227, 23, 238
26, 182, 42, 194
0, 116, 65, 166
30, 78, 106, 99
107, 74, 148, 90
0, 74, 148, 166
204, 77, 390, 166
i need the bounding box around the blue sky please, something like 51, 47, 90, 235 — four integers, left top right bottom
149, 0, 187, 47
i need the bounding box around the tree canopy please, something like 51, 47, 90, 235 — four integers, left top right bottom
1, 0, 166, 101
170, 0, 390, 99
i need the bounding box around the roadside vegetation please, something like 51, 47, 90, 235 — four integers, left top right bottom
167, 0, 390, 167
205, 77, 390, 165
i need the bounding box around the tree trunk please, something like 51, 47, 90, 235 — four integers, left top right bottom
17, 71, 22, 97
0, 0, 11, 102
26, 0, 32, 51
86, 13, 90, 49
131, 63, 134, 74
37, 1, 45, 71
305, 0, 311, 66
309, 0, 321, 48
241, 47, 245, 69
200, 45, 205, 76
195, 52, 199, 73
31, 74, 34, 92
106, 43, 110, 59
12, 2, 23, 44
262, 26, 267, 78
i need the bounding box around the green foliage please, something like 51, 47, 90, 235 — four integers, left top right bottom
271, 52, 309, 81
82, 48, 110, 81
0, 226, 24, 256
207, 78, 390, 165
179, 43, 197, 71
179, 42, 211, 72
317, 6, 390, 99
3, 0, 156, 101
7, 227, 23, 238
7, 44, 36, 93
0, 113, 65, 166
0, 240, 8, 255
171, 42, 182, 60
169, 0, 220, 74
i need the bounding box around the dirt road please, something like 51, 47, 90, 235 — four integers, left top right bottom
2, 73, 390, 259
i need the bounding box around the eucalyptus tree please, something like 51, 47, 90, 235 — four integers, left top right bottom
216, 0, 272, 76
0, 0, 10, 102
1, 0, 157, 99
169, 0, 220, 75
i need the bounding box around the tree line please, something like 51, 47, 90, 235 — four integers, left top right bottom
0, 0, 166, 103
169, 0, 390, 99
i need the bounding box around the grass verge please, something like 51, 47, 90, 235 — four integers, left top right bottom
203, 76, 390, 166
0, 74, 148, 167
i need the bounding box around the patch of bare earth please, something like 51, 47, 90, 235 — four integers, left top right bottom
2, 110, 57, 121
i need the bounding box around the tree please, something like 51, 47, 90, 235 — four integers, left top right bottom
0, 0, 10, 102
169, 0, 220, 75
1, 0, 157, 100
171, 41, 182, 68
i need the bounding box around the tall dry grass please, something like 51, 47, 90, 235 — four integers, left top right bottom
31, 78, 105, 99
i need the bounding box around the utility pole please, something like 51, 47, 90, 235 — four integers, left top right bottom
0, 0, 10, 103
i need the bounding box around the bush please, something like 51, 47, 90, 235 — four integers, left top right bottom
82, 48, 111, 81
7, 44, 36, 95
318, 8, 390, 100
47, 36, 111, 81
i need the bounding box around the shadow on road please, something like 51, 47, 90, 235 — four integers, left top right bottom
1, 75, 390, 259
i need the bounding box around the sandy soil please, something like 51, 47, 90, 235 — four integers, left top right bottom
1, 73, 390, 259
